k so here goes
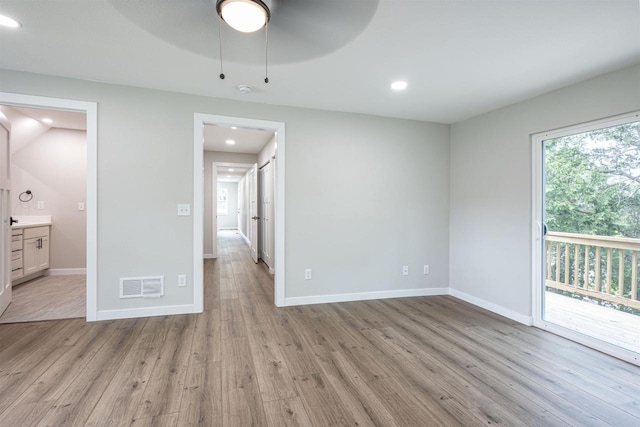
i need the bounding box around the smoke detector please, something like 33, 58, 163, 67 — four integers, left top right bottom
237, 84, 252, 94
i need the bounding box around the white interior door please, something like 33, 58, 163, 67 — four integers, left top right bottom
249, 164, 259, 263
0, 111, 12, 316
260, 162, 273, 269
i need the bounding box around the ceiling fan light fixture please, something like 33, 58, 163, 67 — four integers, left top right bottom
216, 0, 270, 33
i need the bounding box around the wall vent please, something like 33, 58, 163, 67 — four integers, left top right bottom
119, 276, 164, 298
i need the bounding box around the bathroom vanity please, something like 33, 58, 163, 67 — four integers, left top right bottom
11, 216, 51, 285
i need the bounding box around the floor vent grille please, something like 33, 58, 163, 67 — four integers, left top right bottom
120, 276, 164, 298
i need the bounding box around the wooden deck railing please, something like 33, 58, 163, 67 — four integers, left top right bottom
545, 231, 640, 310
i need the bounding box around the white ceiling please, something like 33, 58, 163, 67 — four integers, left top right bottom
0, 1, 638, 124
204, 124, 274, 153
12, 106, 86, 130
216, 163, 251, 183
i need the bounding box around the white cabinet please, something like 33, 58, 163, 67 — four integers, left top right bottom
10, 229, 23, 280
12, 225, 50, 283
22, 226, 50, 276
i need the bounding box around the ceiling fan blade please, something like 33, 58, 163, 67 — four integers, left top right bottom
108, 0, 379, 64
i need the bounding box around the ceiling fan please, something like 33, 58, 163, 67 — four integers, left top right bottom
109, 0, 379, 65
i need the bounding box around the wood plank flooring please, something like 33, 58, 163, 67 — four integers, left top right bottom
0, 230, 638, 426
0, 275, 86, 323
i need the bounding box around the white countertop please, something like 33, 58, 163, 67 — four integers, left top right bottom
11, 215, 52, 229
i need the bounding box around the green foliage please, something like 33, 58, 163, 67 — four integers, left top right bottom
545, 122, 640, 238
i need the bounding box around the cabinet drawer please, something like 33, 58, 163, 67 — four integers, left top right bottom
11, 250, 22, 261
11, 268, 23, 280
24, 226, 49, 239
11, 258, 22, 271
11, 229, 22, 238
11, 238, 22, 251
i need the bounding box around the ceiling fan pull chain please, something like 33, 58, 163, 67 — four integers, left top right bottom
264, 21, 269, 83
218, 15, 225, 79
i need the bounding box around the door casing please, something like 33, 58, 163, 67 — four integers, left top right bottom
194, 114, 285, 308
0, 92, 98, 321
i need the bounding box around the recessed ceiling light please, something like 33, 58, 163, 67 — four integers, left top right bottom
391, 80, 408, 91
42, 118, 53, 124
229, 168, 235, 172
0, 14, 21, 29
226, 139, 236, 145
231, 126, 238, 130
227, 175, 231, 177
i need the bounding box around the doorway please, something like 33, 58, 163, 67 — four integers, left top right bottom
532, 111, 640, 365
194, 113, 285, 308
0, 92, 98, 321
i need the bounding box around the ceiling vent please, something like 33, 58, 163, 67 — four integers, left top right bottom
120, 276, 164, 298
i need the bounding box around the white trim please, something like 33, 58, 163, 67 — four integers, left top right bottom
193, 115, 204, 313
0, 92, 98, 322
239, 230, 250, 246
284, 287, 449, 306
96, 304, 198, 321
194, 114, 286, 308
203, 254, 215, 259
218, 227, 238, 230
45, 268, 86, 276
211, 161, 218, 259
531, 110, 640, 365
449, 288, 534, 326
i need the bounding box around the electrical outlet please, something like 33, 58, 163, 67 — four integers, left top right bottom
424, 265, 430, 275
402, 265, 409, 276
177, 204, 191, 216
178, 274, 187, 287
37, 201, 44, 210
304, 269, 312, 280
78, 202, 85, 211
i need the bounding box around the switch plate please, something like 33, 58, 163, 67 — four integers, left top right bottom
78, 202, 85, 211
304, 269, 312, 280
37, 201, 44, 210
177, 204, 191, 216
402, 266, 409, 276
424, 265, 430, 275
178, 274, 187, 287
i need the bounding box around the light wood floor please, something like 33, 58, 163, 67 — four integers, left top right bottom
0, 232, 639, 426
0, 275, 86, 324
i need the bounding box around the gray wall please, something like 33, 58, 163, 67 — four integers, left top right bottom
0, 68, 451, 312
449, 64, 640, 318
217, 181, 238, 230
203, 151, 257, 256
11, 127, 87, 269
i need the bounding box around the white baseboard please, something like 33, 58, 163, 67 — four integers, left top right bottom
284, 287, 449, 306
203, 254, 216, 259
239, 231, 250, 246
45, 268, 87, 276
449, 288, 533, 326
95, 304, 200, 321
218, 227, 238, 230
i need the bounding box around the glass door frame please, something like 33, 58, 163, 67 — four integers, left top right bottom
531, 110, 640, 366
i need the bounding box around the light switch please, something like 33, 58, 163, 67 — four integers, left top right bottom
37, 201, 44, 210
78, 202, 85, 211
177, 204, 191, 216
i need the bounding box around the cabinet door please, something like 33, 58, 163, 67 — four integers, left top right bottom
23, 238, 38, 275
37, 236, 49, 270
